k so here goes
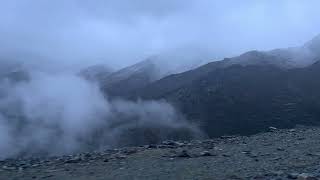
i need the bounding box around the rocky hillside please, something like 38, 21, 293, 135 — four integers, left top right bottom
96, 34, 320, 98
120, 35, 320, 138
134, 61, 320, 137
1, 126, 320, 180
94, 55, 205, 97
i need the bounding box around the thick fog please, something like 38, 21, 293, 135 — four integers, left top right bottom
0, 70, 201, 159
0, 0, 319, 69
0, 0, 319, 159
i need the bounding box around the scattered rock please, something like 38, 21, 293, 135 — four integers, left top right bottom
162, 140, 185, 147
176, 150, 191, 158
289, 129, 296, 132
145, 144, 157, 149
41, 175, 54, 179
114, 154, 127, 159
199, 151, 214, 157
65, 158, 82, 164
2, 166, 16, 170
297, 173, 317, 180
220, 135, 236, 139
222, 154, 231, 157
121, 148, 138, 155
287, 173, 299, 179
269, 127, 278, 131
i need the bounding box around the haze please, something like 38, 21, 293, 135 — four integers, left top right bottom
0, 0, 319, 70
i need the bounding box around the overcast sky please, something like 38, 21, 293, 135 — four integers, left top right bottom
0, 0, 319, 69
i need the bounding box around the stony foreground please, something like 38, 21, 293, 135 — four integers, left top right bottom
1, 126, 320, 180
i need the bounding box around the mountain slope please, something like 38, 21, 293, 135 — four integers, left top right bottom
99, 56, 205, 97
132, 60, 320, 137
80, 64, 114, 82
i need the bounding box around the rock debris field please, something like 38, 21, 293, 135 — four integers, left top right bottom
1, 126, 320, 180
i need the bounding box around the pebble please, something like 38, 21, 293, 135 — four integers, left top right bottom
199, 151, 214, 157
2, 166, 16, 170
269, 127, 278, 131
64, 158, 82, 164
287, 173, 299, 179
297, 173, 317, 180
176, 150, 191, 158
115, 154, 127, 159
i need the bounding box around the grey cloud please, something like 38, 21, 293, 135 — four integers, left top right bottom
0, 0, 319, 70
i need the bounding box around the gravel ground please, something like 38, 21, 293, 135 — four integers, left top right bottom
1, 126, 320, 180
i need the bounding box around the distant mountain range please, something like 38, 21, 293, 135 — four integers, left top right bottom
2, 34, 320, 139
89, 55, 206, 97
87, 34, 320, 137
91, 34, 320, 98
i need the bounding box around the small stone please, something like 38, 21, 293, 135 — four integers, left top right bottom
287, 173, 299, 179
297, 173, 317, 180
84, 153, 92, 158
200, 151, 214, 157
176, 150, 191, 158
220, 135, 236, 139
41, 175, 54, 179
270, 171, 284, 176
306, 152, 320, 157
277, 147, 285, 151
65, 157, 82, 164
269, 127, 278, 131
162, 140, 176, 146
115, 154, 127, 159
2, 166, 16, 170
145, 144, 157, 149
122, 148, 138, 155
64, 168, 70, 171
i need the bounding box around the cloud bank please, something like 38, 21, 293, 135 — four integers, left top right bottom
0, 68, 201, 159
0, 0, 319, 69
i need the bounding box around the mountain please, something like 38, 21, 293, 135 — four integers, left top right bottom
125, 35, 320, 137
99, 56, 205, 97
133, 61, 320, 137
79, 64, 114, 82
304, 34, 320, 56
76, 34, 320, 137
99, 59, 159, 97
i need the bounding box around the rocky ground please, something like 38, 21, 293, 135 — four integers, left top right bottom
1, 126, 320, 180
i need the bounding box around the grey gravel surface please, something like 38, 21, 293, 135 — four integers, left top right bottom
1, 126, 320, 180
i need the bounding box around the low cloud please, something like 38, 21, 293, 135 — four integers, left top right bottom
0, 67, 201, 159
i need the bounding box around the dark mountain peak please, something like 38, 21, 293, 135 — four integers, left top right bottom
227, 50, 291, 68
236, 50, 269, 60
304, 34, 320, 54
80, 64, 114, 82
105, 58, 158, 85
